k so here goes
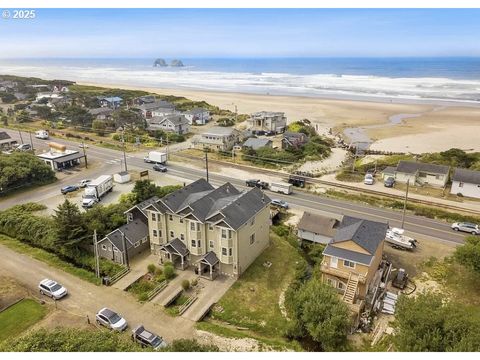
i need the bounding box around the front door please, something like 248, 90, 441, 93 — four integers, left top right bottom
331, 256, 338, 268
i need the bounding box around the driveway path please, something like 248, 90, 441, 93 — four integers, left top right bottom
0, 243, 195, 342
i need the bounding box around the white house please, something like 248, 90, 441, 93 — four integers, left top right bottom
247, 111, 287, 134
184, 108, 210, 125
394, 161, 450, 188
451, 168, 480, 199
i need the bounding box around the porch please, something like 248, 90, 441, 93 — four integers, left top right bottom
194, 251, 220, 281
159, 238, 189, 270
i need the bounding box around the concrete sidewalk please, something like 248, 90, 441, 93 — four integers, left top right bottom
112, 251, 158, 291
151, 269, 196, 306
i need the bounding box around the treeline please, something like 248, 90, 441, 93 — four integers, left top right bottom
0, 328, 219, 352
0, 152, 56, 194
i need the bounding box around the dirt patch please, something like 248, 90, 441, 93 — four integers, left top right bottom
0, 276, 27, 309
31, 308, 91, 331
195, 329, 262, 351
383, 235, 456, 277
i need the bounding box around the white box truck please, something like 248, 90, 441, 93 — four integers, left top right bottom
269, 182, 293, 195
82, 175, 113, 208
35, 130, 49, 140
144, 151, 167, 164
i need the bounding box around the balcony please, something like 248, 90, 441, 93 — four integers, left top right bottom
320, 263, 367, 284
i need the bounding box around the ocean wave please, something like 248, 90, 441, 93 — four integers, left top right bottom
1, 62, 480, 103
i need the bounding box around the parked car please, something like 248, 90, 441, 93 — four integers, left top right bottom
451, 222, 480, 235
364, 174, 374, 185
384, 177, 395, 188
78, 179, 92, 188
153, 164, 167, 172
271, 199, 289, 209
96, 308, 128, 331
15, 143, 32, 152
78, 143, 88, 148
61, 185, 79, 194
38, 279, 68, 300
132, 325, 167, 350
245, 179, 269, 189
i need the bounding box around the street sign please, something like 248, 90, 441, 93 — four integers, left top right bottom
140, 170, 149, 177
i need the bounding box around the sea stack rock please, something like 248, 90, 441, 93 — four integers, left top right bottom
153, 58, 167, 67
170, 59, 184, 67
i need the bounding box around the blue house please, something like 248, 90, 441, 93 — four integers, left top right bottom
98, 96, 123, 109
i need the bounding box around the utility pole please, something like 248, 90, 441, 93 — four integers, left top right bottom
28, 131, 34, 151
122, 232, 130, 268
81, 141, 88, 169
166, 131, 169, 161
204, 147, 209, 183
401, 179, 410, 229
93, 230, 100, 278
121, 129, 128, 172
351, 144, 357, 173
18, 130, 24, 144
234, 104, 238, 123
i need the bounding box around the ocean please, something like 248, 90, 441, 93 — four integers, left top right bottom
1, 57, 480, 103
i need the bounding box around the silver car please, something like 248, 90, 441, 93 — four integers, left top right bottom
96, 308, 128, 331
38, 279, 68, 300
451, 222, 480, 235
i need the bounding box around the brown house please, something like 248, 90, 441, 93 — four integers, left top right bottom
320, 216, 388, 319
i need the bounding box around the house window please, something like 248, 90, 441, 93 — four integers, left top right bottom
180, 218, 184, 223
191, 240, 196, 247
151, 213, 157, 221
158, 230, 162, 237
190, 222, 199, 231
326, 278, 336, 287
344, 260, 355, 268
250, 233, 255, 245
229, 248, 232, 256
101, 244, 107, 251
170, 231, 174, 238
113, 247, 118, 253
459, 182, 464, 188
338, 282, 345, 290
127, 213, 133, 222
198, 240, 201, 247
180, 234, 185, 241
208, 224, 214, 231
169, 215, 173, 221
250, 218, 255, 226
134, 242, 140, 248
142, 237, 148, 243
222, 248, 227, 256
153, 230, 158, 237
435, 174, 441, 180
209, 240, 214, 248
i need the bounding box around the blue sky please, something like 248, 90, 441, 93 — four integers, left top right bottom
1, 8, 480, 57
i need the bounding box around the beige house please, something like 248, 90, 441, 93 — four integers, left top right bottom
193, 127, 240, 151
247, 111, 287, 134
321, 216, 388, 318
143, 178, 271, 279
393, 161, 450, 188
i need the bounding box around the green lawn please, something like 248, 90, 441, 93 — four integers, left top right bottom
0, 235, 101, 285
0, 299, 47, 343
207, 231, 304, 347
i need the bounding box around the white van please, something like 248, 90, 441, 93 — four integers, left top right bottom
270, 182, 293, 195
35, 130, 49, 140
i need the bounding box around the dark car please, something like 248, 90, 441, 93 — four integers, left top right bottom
61, 185, 79, 194
153, 164, 167, 172
384, 177, 395, 188
246, 179, 269, 190
132, 325, 167, 350
288, 175, 306, 188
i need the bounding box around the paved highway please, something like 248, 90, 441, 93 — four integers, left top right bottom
1, 128, 468, 245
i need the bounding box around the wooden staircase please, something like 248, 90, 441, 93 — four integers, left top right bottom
343, 273, 359, 304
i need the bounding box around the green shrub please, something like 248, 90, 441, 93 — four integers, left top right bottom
163, 265, 175, 280
191, 278, 198, 287
147, 263, 156, 274
181, 279, 190, 291
155, 267, 163, 276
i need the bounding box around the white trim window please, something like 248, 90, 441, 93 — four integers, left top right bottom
169, 215, 173, 221
222, 247, 227, 256
101, 244, 107, 251
151, 213, 157, 221
142, 237, 148, 243
190, 221, 200, 231
170, 231, 174, 238
344, 260, 356, 269
208, 224, 214, 231
209, 240, 214, 248
327, 278, 337, 287
113, 247, 118, 253
249, 233, 255, 245
180, 234, 185, 241
191, 240, 196, 247
330, 256, 338, 268
134, 241, 140, 248
127, 213, 133, 222
338, 282, 345, 290
152, 229, 158, 237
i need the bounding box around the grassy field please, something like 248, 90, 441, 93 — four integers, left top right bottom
206, 231, 304, 348
0, 299, 48, 343
0, 235, 101, 285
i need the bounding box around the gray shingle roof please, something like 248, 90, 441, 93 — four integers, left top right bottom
452, 168, 480, 184
161, 179, 215, 213
137, 100, 175, 111
323, 245, 373, 266
382, 166, 397, 174
161, 238, 189, 257
396, 161, 450, 175
202, 126, 237, 137
332, 215, 388, 255
0, 131, 12, 141
185, 107, 208, 115
103, 219, 148, 252
124, 196, 160, 218
199, 251, 219, 266
243, 137, 272, 150
149, 115, 189, 127
297, 212, 339, 237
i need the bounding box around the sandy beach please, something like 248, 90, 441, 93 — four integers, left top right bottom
80, 82, 480, 154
